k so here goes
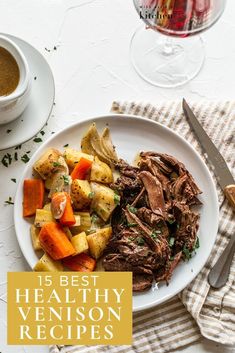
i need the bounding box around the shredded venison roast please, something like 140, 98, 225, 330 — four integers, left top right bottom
103, 152, 202, 292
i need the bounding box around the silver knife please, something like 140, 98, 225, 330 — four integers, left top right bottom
182, 98, 235, 289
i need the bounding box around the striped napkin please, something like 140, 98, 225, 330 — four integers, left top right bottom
50, 100, 235, 353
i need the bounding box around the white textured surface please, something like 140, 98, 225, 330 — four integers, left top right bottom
0, 0, 235, 352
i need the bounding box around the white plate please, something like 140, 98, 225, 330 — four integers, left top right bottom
0, 34, 55, 150
14, 115, 219, 312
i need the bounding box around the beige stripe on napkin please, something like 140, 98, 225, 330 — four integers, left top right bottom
50, 100, 235, 353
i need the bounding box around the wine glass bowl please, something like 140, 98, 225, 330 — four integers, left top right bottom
131, 0, 227, 87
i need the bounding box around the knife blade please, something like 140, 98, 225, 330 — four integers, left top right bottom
182, 99, 235, 197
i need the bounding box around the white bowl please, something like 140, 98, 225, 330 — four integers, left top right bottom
0, 35, 31, 125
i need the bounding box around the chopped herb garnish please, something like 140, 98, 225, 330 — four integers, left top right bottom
91, 214, 99, 222
63, 143, 69, 148
54, 46, 57, 50
176, 223, 180, 229
45, 47, 50, 52
183, 246, 192, 260
14, 152, 18, 161
88, 192, 95, 199
26, 151, 31, 154
170, 256, 175, 261
40, 130, 45, 136
21, 154, 30, 163
114, 193, 120, 205
34, 76, 37, 80
63, 175, 70, 185
137, 237, 145, 246
168, 237, 175, 247
4, 197, 14, 205
11, 178, 16, 183
167, 218, 175, 225
53, 162, 61, 167
194, 237, 200, 250
1, 153, 12, 167
127, 205, 137, 214
33, 137, 42, 143
15, 144, 22, 150
51, 131, 55, 134
127, 222, 137, 227
151, 231, 158, 239
6, 129, 12, 134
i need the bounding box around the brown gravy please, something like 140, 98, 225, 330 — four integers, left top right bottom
0, 46, 20, 96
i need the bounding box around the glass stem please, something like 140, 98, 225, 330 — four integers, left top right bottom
162, 37, 174, 56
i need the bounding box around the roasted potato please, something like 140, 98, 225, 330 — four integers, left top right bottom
33, 148, 62, 180
71, 179, 92, 210
43, 203, 51, 211
63, 148, 94, 170
30, 225, 42, 251
87, 227, 112, 259
71, 212, 91, 234
90, 156, 113, 184
71, 231, 89, 255
90, 182, 119, 221
33, 253, 63, 272
34, 209, 55, 227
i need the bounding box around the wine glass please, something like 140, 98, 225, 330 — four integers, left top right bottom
131, 0, 227, 87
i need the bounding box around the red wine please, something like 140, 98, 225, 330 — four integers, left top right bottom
138, 0, 225, 37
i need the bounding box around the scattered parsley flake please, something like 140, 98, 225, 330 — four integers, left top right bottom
45, 47, 50, 52
127, 222, 137, 227
137, 237, 145, 246
183, 246, 192, 260
63, 175, 70, 185
33, 137, 42, 143
176, 223, 180, 229
194, 237, 200, 250
11, 178, 16, 183
168, 218, 175, 225
51, 131, 55, 134
63, 143, 69, 148
127, 205, 137, 214
15, 144, 22, 150
6, 129, 12, 134
151, 231, 158, 239
168, 237, 175, 247
1, 153, 12, 167
14, 152, 18, 161
91, 214, 99, 222
40, 130, 45, 136
114, 193, 120, 205
4, 197, 14, 205
34, 76, 37, 80
21, 154, 30, 163
53, 162, 61, 167
26, 151, 31, 154
88, 192, 95, 199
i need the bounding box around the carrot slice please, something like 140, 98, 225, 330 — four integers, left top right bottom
60, 193, 76, 226
39, 222, 75, 260
63, 253, 96, 272
23, 179, 44, 217
70, 158, 92, 180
